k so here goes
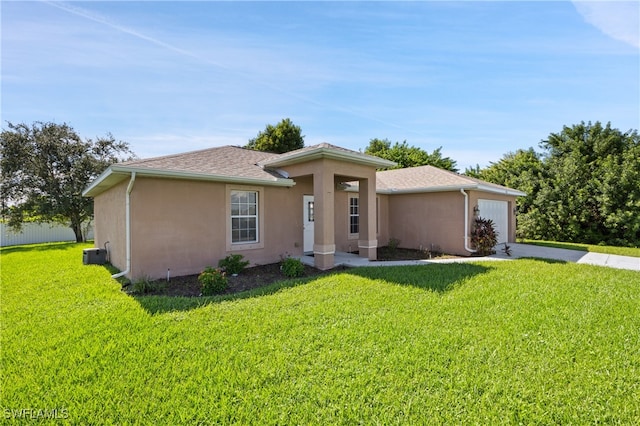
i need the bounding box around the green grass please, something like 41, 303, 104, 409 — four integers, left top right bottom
2, 243, 640, 424
519, 239, 640, 257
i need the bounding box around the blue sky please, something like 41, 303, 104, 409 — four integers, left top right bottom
2, 1, 639, 170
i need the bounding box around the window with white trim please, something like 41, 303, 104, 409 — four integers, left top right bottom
349, 195, 359, 235
231, 190, 258, 243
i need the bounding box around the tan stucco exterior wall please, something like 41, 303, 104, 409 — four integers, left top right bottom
385, 190, 518, 256
93, 180, 127, 271
107, 176, 313, 280
387, 191, 468, 255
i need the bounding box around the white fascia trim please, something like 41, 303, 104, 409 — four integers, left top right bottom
346, 183, 525, 196
260, 147, 396, 169
475, 184, 526, 197
82, 166, 121, 196
84, 165, 296, 196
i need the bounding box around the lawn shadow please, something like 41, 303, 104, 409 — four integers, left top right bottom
132, 275, 324, 315
342, 262, 492, 293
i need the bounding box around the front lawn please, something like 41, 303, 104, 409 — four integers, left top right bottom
2, 243, 639, 424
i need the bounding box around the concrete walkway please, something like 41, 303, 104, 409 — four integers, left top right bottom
299, 243, 640, 272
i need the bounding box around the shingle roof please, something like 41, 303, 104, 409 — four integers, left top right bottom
353, 165, 525, 196
119, 145, 283, 181
84, 144, 524, 198
258, 142, 396, 169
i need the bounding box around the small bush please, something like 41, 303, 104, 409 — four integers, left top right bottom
198, 267, 228, 295
281, 257, 305, 278
471, 217, 498, 256
388, 237, 401, 252
131, 277, 165, 294
218, 254, 249, 275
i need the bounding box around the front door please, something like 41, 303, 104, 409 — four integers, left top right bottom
303, 195, 315, 253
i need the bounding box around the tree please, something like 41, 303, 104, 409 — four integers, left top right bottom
364, 138, 458, 171
246, 118, 304, 153
532, 121, 640, 245
468, 121, 640, 246
1, 121, 134, 242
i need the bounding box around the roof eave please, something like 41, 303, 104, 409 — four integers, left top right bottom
346, 183, 525, 196
83, 165, 296, 197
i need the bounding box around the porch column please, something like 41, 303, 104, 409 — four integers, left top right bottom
313, 169, 335, 270
358, 176, 377, 260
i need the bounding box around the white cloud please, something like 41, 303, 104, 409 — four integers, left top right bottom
572, 1, 640, 49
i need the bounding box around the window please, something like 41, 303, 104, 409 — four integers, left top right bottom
231, 190, 258, 243
349, 196, 359, 234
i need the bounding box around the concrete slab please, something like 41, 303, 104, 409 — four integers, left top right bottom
299, 244, 640, 272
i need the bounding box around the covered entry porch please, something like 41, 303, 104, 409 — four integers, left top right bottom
259, 143, 394, 270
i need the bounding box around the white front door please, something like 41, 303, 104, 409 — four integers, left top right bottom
478, 199, 509, 245
303, 195, 315, 253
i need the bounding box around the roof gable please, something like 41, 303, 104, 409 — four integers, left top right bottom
258, 143, 396, 169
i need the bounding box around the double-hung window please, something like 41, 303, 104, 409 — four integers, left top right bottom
349, 195, 359, 235
231, 190, 258, 244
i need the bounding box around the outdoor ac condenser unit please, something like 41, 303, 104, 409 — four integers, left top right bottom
83, 248, 107, 265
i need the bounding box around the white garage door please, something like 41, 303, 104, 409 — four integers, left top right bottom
478, 199, 509, 245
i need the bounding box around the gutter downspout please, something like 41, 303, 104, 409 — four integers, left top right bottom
460, 188, 477, 254
112, 172, 136, 279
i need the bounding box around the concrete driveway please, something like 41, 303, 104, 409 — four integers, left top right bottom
489, 243, 640, 272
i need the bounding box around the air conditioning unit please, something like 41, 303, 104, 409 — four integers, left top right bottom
83, 248, 107, 265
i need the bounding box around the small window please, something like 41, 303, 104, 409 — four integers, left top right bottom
308, 201, 314, 222
349, 196, 359, 234
231, 190, 258, 243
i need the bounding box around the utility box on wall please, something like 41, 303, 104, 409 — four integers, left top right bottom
83, 248, 107, 265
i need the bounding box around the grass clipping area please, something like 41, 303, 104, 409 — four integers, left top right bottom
2, 243, 639, 424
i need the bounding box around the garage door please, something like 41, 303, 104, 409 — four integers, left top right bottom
478, 199, 508, 245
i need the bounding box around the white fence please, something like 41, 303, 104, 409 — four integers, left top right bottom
0, 222, 94, 247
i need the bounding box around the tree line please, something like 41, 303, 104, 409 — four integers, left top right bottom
466, 122, 640, 247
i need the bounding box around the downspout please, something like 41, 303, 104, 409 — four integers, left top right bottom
112, 172, 136, 279
460, 188, 477, 253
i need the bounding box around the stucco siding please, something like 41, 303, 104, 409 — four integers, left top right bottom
93, 180, 127, 271
387, 192, 467, 256
125, 177, 311, 279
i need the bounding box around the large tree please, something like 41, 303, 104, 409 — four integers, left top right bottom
1, 121, 134, 242
246, 118, 305, 153
364, 138, 458, 172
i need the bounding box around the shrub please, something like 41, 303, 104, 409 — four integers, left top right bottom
198, 267, 228, 295
131, 277, 165, 294
388, 237, 401, 252
218, 254, 249, 275
470, 217, 498, 256
281, 257, 305, 278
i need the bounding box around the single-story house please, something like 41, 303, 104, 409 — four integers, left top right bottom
83, 143, 525, 279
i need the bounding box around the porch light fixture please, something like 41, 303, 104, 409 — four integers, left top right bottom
473, 205, 480, 215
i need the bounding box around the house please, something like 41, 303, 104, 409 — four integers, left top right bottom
83, 143, 524, 279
